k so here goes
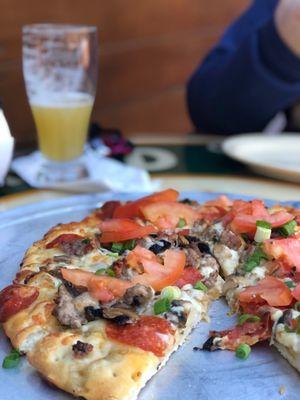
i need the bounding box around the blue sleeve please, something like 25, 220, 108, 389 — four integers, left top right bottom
187, 1, 300, 134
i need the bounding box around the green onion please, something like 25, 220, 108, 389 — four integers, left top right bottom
177, 218, 187, 228
106, 268, 116, 277
194, 281, 208, 292
254, 226, 271, 243
284, 280, 296, 289
161, 286, 181, 301
294, 302, 300, 312
238, 314, 261, 325
124, 239, 136, 251
256, 220, 272, 229
235, 344, 251, 360
111, 242, 124, 253
244, 246, 268, 272
284, 325, 294, 333
82, 238, 90, 244
153, 298, 171, 315
95, 268, 106, 275
279, 220, 297, 237
2, 349, 21, 369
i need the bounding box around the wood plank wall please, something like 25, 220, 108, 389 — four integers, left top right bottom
0, 0, 249, 147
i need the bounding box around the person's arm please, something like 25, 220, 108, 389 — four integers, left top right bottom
187, 0, 300, 134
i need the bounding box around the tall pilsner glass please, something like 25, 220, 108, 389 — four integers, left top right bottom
22, 24, 98, 182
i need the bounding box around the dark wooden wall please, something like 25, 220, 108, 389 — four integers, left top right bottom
0, 0, 249, 147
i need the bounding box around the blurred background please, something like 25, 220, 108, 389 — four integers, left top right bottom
0, 0, 248, 150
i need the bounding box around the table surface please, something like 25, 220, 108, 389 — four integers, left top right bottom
1, 134, 300, 211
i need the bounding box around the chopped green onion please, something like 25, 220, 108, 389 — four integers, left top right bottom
161, 286, 181, 301
244, 246, 268, 272
254, 226, 271, 243
279, 220, 297, 237
124, 239, 136, 251
82, 238, 90, 244
194, 281, 208, 292
238, 314, 261, 325
256, 220, 272, 230
106, 268, 116, 277
109, 252, 119, 259
284, 280, 296, 289
2, 349, 21, 369
95, 268, 106, 275
177, 218, 187, 228
153, 298, 171, 315
111, 242, 124, 253
294, 301, 300, 312
284, 325, 294, 333
235, 344, 251, 360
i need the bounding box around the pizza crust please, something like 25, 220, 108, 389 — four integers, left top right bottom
273, 341, 300, 373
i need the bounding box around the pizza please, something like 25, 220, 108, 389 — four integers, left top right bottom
0, 189, 300, 399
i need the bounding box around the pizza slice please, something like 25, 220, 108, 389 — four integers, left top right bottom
199, 199, 300, 369
0, 190, 225, 400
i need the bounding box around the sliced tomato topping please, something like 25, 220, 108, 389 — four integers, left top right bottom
127, 245, 186, 291
126, 246, 158, 269
98, 201, 121, 220
264, 237, 300, 272
62, 247, 185, 300
292, 283, 300, 301
238, 276, 293, 307
228, 199, 293, 235
175, 267, 202, 288
209, 317, 271, 351
141, 201, 198, 230
105, 316, 175, 356
113, 189, 179, 219
0, 284, 39, 322
197, 196, 233, 223
61, 268, 131, 302
99, 218, 156, 243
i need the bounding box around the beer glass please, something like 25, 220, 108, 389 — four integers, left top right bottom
22, 24, 98, 182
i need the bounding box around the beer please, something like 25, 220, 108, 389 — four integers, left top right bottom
30, 93, 93, 162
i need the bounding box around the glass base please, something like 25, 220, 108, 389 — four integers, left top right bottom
36, 157, 88, 183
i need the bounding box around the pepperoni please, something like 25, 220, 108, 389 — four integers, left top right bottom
175, 267, 202, 288
46, 233, 85, 249
209, 316, 272, 351
98, 201, 121, 220
0, 284, 39, 322
105, 316, 175, 357
46, 233, 93, 256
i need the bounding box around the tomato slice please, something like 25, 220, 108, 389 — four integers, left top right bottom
62, 247, 186, 300
99, 218, 156, 243
264, 238, 300, 272
238, 276, 293, 307
133, 248, 186, 291
229, 199, 293, 235
292, 283, 300, 301
0, 284, 39, 322
141, 201, 198, 230
209, 317, 271, 351
61, 268, 131, 302
113, 189, 179, 219
175, 267, 202, 288
105, 315, 174, 356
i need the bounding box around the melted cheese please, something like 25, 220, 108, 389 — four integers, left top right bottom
213, 244, 239, 277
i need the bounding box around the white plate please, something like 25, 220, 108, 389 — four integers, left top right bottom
222, 133, 300, 183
